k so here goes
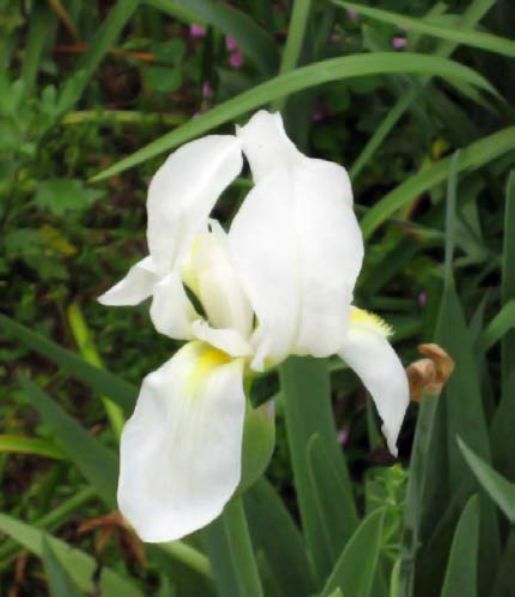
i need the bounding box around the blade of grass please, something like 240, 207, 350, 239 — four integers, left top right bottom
67, 301, 125, 439
0, 313, 137, 414
350, 0, 496, 180
440, 495, 480, 596
491, 170, 515, 479
480, 299, 515, 351
361, 127, 515, 238
334, 1, 515, 58
19, 377, 118, 507
0, 513, 142, 596
244, 478, 316, 596
458, 438, 515, 524
307, 434, 359, 562
42, 534, 82, 597
90, 52, 495, 182
322, 509, 385, 597
21, 2, 56, 93
57, 0, 140, 114
279, 0, 311, 74
398, 392, 440, 597
0, 435, 65, 460
274, 0, 312, 111
0, 488, 96, 566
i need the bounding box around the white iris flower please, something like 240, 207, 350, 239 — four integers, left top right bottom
99, 110, 409, 543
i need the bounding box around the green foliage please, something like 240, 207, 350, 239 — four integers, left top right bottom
1, 0, 514, 595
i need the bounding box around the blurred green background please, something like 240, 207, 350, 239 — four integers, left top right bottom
1, 0, 514, 596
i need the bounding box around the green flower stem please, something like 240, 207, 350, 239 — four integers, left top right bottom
398, 392, 439, 596
223, 495, 263, 596
158, 541, 213, 580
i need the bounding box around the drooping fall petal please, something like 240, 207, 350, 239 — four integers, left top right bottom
338, 308, 409, 456
118, 341, 246, 542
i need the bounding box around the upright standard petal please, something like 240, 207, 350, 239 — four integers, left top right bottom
230, 110, 363, 366
338, 308, 409, 456
98, 256, 158, 306
118, 342, 246, 542
147, 135, 243, 273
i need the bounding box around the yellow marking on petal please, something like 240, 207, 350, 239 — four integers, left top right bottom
350, 307, 393, 338
186, 342, 233, 394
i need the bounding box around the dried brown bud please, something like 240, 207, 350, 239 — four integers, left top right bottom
407, 343, 455, 402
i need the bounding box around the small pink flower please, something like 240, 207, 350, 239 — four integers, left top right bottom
225, 35, 239, 52
229, 51, 244, 68
418, 292, 427, 306
202, 81, 214, 98
190, 23, 206, 39
337, 428, 350, 446
391, 37, 407, 49
346, 8, 359, 21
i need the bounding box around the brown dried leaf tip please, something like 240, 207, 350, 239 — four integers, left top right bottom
407, 343, 455, 402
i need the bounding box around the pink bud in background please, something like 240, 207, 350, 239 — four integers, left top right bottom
346, 8, 359, 21
225, 35, 239, 52
202, 81, 214, 98
229, 51, 244, 68
337, 428, 350, 446
190, 23, 206, 38
418, 292, 427, 306
391, 37, 407, 49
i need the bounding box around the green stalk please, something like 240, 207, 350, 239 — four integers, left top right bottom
158, 541, 213, 580
222, 496, 263, 596
273, 0, 312, 110
67, 301, 125, 439
398, 393, 439, 596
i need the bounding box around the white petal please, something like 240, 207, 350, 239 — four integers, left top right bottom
229, 173, 299, 368
118, 342, 246, 542
338, 309, 409, 456
98, 256, 158, 306
236, 110, 302, 182
147, 135, 243, 273
192, 319, 253, 358
150, 271, 197, 340
191, 220, 253, 338
229, 155, 363, 366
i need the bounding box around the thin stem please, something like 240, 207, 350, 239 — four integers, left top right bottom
223, 496, 263, 596
273, 0, 312, 110
158, 541, 213, 580
398, 393, 439, 596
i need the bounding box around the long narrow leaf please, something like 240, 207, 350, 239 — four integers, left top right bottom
91, 52, 494, 182
0, 313, 137, 414
19, 377, 118, 507
458, 438, 515, 523
441, 495, 480, 596
322, 509, 385, 597
0, 514, 142, 596
491, 171, 515, 479
335, 1, 515, 58
361, 127, 515, 238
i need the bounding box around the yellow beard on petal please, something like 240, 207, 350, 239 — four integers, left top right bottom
349, 306, 393, 338
186, 342, 233, 394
